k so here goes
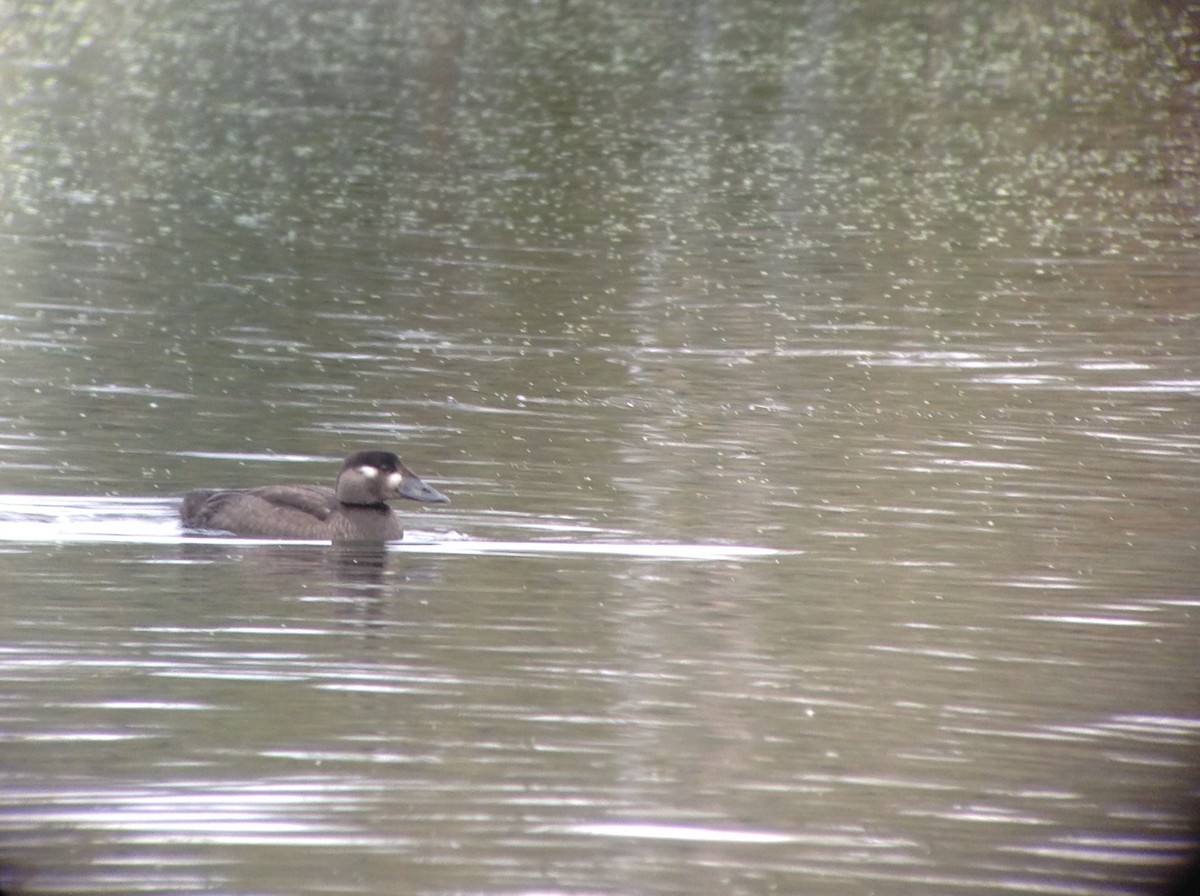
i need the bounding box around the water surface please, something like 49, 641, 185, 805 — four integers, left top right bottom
0, 1, 1198, 894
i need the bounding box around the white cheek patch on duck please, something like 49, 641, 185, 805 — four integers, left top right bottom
386, 471, 404, 491
357, 465, 380, 479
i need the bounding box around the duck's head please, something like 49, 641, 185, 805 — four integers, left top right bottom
335, 450, 450, 506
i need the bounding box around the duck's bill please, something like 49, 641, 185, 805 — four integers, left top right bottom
398, 473, 450, 504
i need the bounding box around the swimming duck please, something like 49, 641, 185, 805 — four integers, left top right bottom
180, 450, 449, 541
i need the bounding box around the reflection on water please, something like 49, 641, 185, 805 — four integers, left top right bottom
0, 495, 778, 560
0, 500, 1194, 895
0, 0, 1198, 894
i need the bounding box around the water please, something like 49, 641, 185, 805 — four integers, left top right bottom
1, 1, 1198, 893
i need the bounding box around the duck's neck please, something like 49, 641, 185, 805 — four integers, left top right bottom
341, 501, 390, 514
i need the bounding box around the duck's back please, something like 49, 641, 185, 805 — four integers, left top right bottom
182, 485, 344, 539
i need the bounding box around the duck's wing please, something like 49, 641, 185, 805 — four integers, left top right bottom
245, 485, 339, 520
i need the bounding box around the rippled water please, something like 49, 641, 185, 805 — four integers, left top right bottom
1, 1, 1199, 894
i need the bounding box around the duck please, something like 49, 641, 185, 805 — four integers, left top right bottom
180, 450, 449, 542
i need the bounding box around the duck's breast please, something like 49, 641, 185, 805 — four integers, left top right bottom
326, 504, 405, 542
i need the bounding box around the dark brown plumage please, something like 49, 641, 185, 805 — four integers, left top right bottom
180, 450, 448, 541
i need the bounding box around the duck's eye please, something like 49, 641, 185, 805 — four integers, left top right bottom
386, 471, 403, 490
